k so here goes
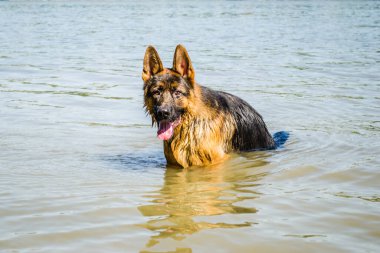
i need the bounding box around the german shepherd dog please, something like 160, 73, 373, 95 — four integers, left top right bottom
142, 45, 275, 168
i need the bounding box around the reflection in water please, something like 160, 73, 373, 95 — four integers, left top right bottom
138, 153, 271, 252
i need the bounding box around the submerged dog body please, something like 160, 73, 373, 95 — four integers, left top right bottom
142, 45, 275, 168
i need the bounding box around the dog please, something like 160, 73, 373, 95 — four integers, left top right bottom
142, 45, 275, 168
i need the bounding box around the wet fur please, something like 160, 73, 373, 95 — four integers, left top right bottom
143, 45, 275, 168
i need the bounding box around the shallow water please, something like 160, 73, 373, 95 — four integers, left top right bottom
1, 1, 379, 252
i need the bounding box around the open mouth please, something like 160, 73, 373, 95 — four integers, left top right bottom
157, 117, 181, 141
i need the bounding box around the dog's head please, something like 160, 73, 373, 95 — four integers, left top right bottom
142, 45, 195, 141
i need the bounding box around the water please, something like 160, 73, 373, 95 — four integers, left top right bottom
1, 1, 379, 252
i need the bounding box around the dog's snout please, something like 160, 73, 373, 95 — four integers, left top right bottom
157, 107, 170, 120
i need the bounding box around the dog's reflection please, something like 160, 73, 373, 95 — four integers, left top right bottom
138, 153, 270, 251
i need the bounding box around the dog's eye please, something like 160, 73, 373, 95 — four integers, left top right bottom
173, 90, 182, 97
152, 90, 161, 96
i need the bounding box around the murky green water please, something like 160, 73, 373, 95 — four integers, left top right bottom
1, 1, 379, 252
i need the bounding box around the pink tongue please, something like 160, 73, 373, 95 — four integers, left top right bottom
157, 121, 174, 140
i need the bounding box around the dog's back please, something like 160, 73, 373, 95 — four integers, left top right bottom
200, 86, 275, 151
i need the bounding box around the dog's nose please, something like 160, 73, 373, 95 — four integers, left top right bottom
157, 108, 170, 120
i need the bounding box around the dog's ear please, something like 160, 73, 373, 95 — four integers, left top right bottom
173, 44, 195, 85
142, 46, 164, 82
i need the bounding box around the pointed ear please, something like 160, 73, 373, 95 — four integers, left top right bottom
142, 46, 164, 82
173, 44, 195, 84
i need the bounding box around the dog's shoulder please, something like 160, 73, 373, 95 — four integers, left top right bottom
199, 85, 275, 151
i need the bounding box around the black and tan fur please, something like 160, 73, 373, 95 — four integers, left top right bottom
142, 45, 275, 168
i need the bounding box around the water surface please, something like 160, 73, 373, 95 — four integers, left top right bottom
1, 1, 379, 252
